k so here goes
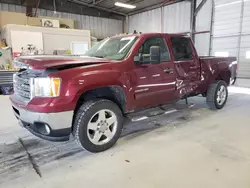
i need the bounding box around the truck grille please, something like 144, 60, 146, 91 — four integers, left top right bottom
13, 69, 44, 101
14, 73, 31, 100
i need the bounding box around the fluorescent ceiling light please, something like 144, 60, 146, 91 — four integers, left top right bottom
115, 2, 136, 9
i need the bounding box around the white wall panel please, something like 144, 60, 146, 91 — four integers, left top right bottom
215, 0, 241, 6
194, 0, 213, 56
41, 9, 122, 39
213, 3, 241, 36
239, 35, 250, 77
211, 0, 250, 78
128, 8, 162, 33
196, 0, 212, 31
0, 3, 122, 39
195, 33, 210, 55
163, 1, 191, 33
242, 0, 250, 34
212, 36, 238, 57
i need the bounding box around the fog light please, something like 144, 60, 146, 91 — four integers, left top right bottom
35, 122, 51, 135
44, 124, 51, 134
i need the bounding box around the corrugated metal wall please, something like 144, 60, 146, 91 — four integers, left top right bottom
128, 8, 162, 33
211, 0, 241, 59
0, 3, 123, 39
163, 1, 191, 33
211, 0, 250, 78
239, 0, 250, 78
36, 8, 123, 39
194, 0, 212, 56
128, 1, 191, 34
0, 3, 26, 13
128, 1, 213, 56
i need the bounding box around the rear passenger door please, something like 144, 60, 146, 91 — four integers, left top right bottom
170, 36, 200, 94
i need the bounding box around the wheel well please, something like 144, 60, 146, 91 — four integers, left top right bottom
217, 70, 231, 85
74, 86, 126, 116
202, 70, 231, 97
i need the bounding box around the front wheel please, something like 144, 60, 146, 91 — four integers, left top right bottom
206, 80, 228, 110
73, 99, 124, 153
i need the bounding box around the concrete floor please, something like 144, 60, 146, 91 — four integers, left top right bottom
1, 87, 250, 188
236, 78, 250, 88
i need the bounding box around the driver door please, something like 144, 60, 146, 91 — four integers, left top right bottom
132, 36, 176, 110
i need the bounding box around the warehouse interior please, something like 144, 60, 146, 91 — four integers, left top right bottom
0, 0, 250, 187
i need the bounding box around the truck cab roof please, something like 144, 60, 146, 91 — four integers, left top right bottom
111, 33, 189, 39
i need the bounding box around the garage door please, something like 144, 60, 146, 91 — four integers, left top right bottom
211, 0, 250, 78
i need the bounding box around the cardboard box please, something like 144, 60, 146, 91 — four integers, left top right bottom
40, 16, 75, 29
27, 17, 41, 27
0, 11, 74, 29
0, 11, 26, 27
27, 16, 75, 29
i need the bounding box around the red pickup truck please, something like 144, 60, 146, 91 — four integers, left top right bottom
10, 33, 237, 152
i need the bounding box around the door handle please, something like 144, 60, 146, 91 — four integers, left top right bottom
163, 68, 173, 73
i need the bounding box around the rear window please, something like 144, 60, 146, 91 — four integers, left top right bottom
170, 37, 193, 61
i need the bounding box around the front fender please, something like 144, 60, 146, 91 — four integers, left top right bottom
66, 69, 131, 110
73, 69, 127, 95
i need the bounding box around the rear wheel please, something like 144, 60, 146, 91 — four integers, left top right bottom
73, 99, 124, 153
206, 80, 228, 110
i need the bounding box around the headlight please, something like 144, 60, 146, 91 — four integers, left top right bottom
31, 77, 61, 97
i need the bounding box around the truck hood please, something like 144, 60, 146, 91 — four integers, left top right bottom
14, 55, 112, 70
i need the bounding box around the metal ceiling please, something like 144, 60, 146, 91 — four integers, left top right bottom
71, 0, 182, 15
94, 0, 166, 14
0, 0, 183, 20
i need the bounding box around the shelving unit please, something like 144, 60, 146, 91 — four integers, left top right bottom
0, 70, 16, 86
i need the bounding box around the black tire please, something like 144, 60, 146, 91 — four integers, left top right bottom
206, 80, 228, 110
72, 99, 124, 153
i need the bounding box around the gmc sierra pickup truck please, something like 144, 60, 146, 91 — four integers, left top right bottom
10, 33, 237, 152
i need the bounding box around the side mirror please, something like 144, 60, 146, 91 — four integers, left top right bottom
150, 46, 160, 64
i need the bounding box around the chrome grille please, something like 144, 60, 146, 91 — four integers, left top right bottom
13, 69, 44, 101
14, 73, 31, 100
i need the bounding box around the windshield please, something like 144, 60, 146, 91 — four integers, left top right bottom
84, 36, 138, 61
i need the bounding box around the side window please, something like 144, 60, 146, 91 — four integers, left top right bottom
170, 37, 193, 61
137, 37, 170, 63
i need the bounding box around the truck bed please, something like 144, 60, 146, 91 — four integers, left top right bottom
200, 56, 237, 83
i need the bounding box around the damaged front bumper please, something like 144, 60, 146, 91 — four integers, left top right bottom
12, 104, 73, 142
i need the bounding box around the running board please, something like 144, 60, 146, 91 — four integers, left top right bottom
126, 102, 195, 122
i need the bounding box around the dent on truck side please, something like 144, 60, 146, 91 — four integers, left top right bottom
217, 61, 231, 84
200, 59, 231, 93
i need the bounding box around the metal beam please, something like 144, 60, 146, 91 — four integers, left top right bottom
209, 0, 215, 55
190, 0, 197, 41
237, 0, 244, 62
94, 0, 106, 5
53, 0, 56, 12
68, 0, 126, 16
193, 30, 210, 34
194, 0, 208, 16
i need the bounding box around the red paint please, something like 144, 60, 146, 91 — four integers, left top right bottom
10, 33, 237, 113
13, 52, 22, 58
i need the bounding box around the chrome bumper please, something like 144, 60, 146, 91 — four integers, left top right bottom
12, 104, 73, 130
